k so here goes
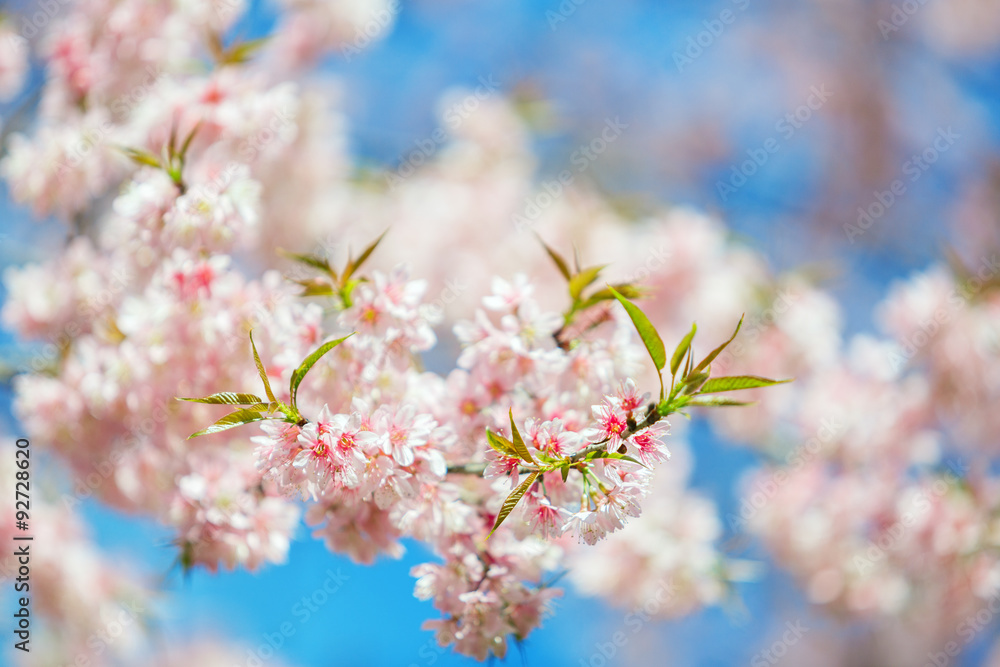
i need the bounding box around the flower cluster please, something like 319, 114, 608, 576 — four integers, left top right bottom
711, 264, 1000, 663
190, 240, 782, 658
0, 8, 788, 654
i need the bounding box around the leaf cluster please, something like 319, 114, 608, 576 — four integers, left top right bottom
281, 231, 387, 308
179, 332, 353, 438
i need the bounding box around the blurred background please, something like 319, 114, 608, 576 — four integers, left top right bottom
2, 0, 1000, 665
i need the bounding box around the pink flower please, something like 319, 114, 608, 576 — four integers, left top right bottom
482, 274, 533, 311
294, 407, 369, 497
615, 378, 647, 414
569, 510, 611, 545
484, 448, 521, 490
524, 495, 572, 539
588, 399, 629, 451
252, 421, 304, 487
340, 267, 438, 352
525, 418, 583, 457
367, 404, 436, 467
630, 421, 672, 465
598, 480, 644, 529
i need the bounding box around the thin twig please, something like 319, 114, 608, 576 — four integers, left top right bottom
446, 402, 662, 476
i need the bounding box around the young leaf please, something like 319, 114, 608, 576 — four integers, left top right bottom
569, 265, 606, 301
693, 315, 744, 374
188, 405, 273, 439
680, 371, 709, 395
178, 120, 202, 161
488, 471, 539, 538
607, 285, 666, 372
683, 396, 754, 407
179, 392, 265, 405
508, 408, 537, 465
166, 120, 178, 159
561, 464, 570, 483
698, 375, 790, 394
578, 283, 644, 311
338, 277, 363, 306
536, 235, 572, 281
206, 30, 225, 61
296, 279, 337, 297
289, 333, 354, 407
249, 331, 277, 403
118, 146, 161, 169
486, 428, 519, 458
344, 230, 387, 280
585, 451, 645, 467
670, 323, 697, 376
279, 249, 335, 278
222, 36, 270, 64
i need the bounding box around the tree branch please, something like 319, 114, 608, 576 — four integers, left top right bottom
446, 403, 662, 476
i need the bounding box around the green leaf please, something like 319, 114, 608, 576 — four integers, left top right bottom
179, 392, 264, 405
693, 315, 744, 374
339, 277, 363, 306
561, 464, 570, 483
578, 283, 644, 311
569, 265, 606, 301
119, 146, 161, 169
188, 405, 273, 438
177, 120, 202, 161
536, 235, 572, 281
608, 285, 666, 372
683, 396, 754, 407
486, 428, 519, 458
249, 331, 277, 403
670, 322, 697, 376
680, 371, 709, 395
344, 230, 387, 280
167, 121, 178, 158
585, 451, 646, 467
289, 334, 354, 408
296, 279, 336, 297
279, 249, 335, 279
698, 375, 791, 394
657, 396, 696, 417
508, 408, 537, 465
487, 471, 539, 538
222, 36, 270, 64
